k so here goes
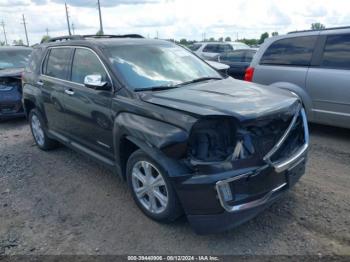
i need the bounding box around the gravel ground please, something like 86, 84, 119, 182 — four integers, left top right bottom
0, 118, 349, 255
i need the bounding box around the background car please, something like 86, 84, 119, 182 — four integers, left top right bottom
218, 49, 257, 79
205, 60, 230, 75
246, 26, 350, 129
190, 42, 250, 61
0, 46, 32, 120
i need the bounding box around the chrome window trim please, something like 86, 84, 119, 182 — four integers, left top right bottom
40, 45, 113, 88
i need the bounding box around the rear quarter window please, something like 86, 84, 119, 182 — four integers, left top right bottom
260, 36, 317, 66
321, 34, 350, 70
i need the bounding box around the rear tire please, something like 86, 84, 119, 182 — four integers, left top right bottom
29, 109, 59, 150
126, 149, 182, 223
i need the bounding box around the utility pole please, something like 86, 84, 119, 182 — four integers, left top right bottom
1, 20, 8, 45
65, 2, 72, 36
97, 0, 104, 35
71, 23, 75, 35
46, 28, 49, 36
21, 14, 29, 46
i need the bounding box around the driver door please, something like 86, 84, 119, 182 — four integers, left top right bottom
63, 47, 114, 159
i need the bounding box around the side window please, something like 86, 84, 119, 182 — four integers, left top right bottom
189, 44, 202, 51
260, 36, 317, 66
203, 44, 218, 53
71, 48, 108, 84
45, 48, 72, 80
321, 34, 350, 69
217, 44, 233, 53
243, 51, 256, 62
220, 51, 245, 62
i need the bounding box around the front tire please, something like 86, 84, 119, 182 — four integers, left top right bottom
126, 149, 182, 223
29, 109, 58, 150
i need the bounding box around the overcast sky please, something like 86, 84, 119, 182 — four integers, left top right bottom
0, 0, 349, 45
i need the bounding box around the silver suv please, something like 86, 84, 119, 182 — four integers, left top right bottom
247, 27, 350, 129
190, 42, 250, 61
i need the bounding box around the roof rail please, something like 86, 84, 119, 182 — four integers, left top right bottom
288, 26, 350, 34
83, 34, 144, 39
42, 35, 84, 43
41, 34, 144, 44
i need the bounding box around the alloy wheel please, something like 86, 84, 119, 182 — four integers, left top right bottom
131, 160, 168, 214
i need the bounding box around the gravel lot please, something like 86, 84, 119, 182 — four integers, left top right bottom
0, 118, 349, 255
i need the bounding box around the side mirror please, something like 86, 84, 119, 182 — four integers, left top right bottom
84, 74, 109, 90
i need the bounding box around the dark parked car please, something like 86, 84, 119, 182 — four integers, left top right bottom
0, 46, 32, 120
218, 49, 257, 79
22, 35, 309, 234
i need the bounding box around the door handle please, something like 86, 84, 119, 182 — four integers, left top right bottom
64, 89, 75, 95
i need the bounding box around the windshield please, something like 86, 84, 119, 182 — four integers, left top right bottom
0, 49, 32, 69
107, 43, 221, 90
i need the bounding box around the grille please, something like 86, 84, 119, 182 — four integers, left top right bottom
270, 112, 305, 162
0, 103, 21, 114
246, 117, 292, 158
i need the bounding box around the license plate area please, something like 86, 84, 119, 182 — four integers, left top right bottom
227, 168, 286, 205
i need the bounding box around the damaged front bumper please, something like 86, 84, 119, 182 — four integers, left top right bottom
173, 107, 309, 234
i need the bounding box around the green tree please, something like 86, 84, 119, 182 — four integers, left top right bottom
179, 38, 187, 44
0, 41, 5, 46
96, 29, 103, 36
225, 36, 231, 42
238, 38, 258, 46
259, 32, 269, 44
41, 35, 51, 43
12, 39, 24, 46
311, 22, 326, 30
272, 32, 279, 36
218, 37, 223, 42
209, 37, 215, 41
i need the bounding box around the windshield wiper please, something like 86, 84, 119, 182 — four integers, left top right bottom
134, 85, 178, 92
176, 77, 222, 87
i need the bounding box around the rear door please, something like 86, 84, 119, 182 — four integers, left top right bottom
306, 33, 350, 128
40, 47, 73, 134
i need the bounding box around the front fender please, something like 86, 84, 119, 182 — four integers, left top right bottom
113, 112, 189, 175
114, 112, 188, 149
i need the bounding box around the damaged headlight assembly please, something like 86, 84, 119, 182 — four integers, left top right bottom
188, 117, 255, 165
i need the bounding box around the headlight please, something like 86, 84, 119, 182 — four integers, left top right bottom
188, 118, 237, 163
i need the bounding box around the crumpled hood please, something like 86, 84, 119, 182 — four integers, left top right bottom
141, 77, 299, 121
0, 68, 23, 78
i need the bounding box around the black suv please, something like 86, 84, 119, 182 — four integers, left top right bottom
22, 35, 309, 234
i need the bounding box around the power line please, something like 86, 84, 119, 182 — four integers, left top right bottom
1, 20, 8, 45
97, 0, 104, 35
21, 14, 29, 46
65, 2, 72, 36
